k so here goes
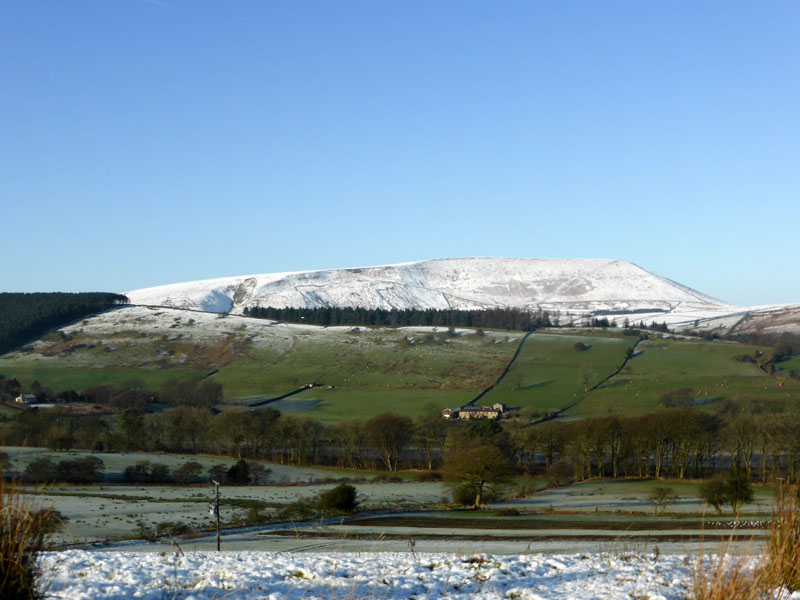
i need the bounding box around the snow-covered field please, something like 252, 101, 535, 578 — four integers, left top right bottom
40, 550, 709, 599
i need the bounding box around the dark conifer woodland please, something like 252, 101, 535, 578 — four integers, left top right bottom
0, 292, 129, 355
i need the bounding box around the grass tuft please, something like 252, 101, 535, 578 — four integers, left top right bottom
694, 484, 800, 599
693, 553, 766, 600
764, 484, 800, 592
0, 471, 54, 600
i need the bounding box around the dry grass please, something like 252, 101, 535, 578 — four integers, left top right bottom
0, 472, 54, 600
693, 484, 800, 600
693, 552, 767, 600
764, 484, 800, 592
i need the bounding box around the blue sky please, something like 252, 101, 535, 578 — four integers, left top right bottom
2, 1, 798, 306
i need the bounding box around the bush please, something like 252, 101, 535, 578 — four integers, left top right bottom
317, 484, 358, 514
545, 460, 575, 488
208, 464, 228, 484
698, 470, 754, 514
726, 467, 754, 514
55, 456, 104, 483
451, 483, 503, 507
244, 506, 269, 526
249, 463, 271, 484
699, 478, 728, 514
646, 486, 678, 515
452, 483, 478, 506
123, 461, 172, 484
278, 499, 317, 522
23, 457, 104, 484
414, 472, 442, 482
226, 459, 250, 485
372, 473, 402, 483
23, 458, 56, 484
172, 461, 203, 484
206, 460, 264, 485
155, 521, 194, 537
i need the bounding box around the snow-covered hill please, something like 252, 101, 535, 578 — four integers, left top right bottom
126, 258, 738, 325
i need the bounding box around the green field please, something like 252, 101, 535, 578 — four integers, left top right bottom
576, 338, 800, 417
212, 328, 516, 398
0, 366, 207, 394
775, 353, 800, 377
480, 332, 635, 413
1, 305, 797, 423
265, 389, 476, 423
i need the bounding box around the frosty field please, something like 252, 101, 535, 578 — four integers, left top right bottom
39, 548, 800, 600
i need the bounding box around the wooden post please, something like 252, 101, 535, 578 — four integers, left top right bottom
212, 480, 221, 552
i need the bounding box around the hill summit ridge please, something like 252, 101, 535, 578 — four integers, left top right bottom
126, 258, 735, 322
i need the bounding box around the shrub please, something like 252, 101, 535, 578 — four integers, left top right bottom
226, 459, 250, 485
317, 484, 358, 514
208, 464, 228, 484
699, 478, 728, 514
278, 499, 317, 522
55, 456, 104, 483
698, 470, 753, 515
123, 461, 172, 484
545, 460, 575, 488
172, 461, 203, 484
244, 506, 269, 526
726, 467, 754, 514
452, 483, 479, 506
414, 472, 442, 482
207, 460, 264, 485
22, 458, 56, 484
23, 457, 104, 484
249, 463, 271, 484
156, 521, 194, 537
451, 483, 503, 507
646, 486, 678, 515
372, 473, 402, 483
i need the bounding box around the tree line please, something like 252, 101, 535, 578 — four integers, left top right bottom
242, 306, 556, 331
0, 377, 222, 411
0, 292, 129, 355
4, 398, 799, 486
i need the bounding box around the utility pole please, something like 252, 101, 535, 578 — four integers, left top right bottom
211, 480, 221, 551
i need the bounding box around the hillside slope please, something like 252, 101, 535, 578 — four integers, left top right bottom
127, 258, 736, 324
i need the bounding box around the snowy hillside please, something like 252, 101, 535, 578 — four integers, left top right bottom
126, 258, 738, 325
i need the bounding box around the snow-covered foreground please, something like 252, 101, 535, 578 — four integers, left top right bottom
40, 550, 710, 600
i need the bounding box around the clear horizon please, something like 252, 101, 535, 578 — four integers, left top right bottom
2, 1, 798, 306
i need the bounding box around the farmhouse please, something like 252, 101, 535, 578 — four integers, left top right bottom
15, 394, 38, 404
442, 403, 505, 420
